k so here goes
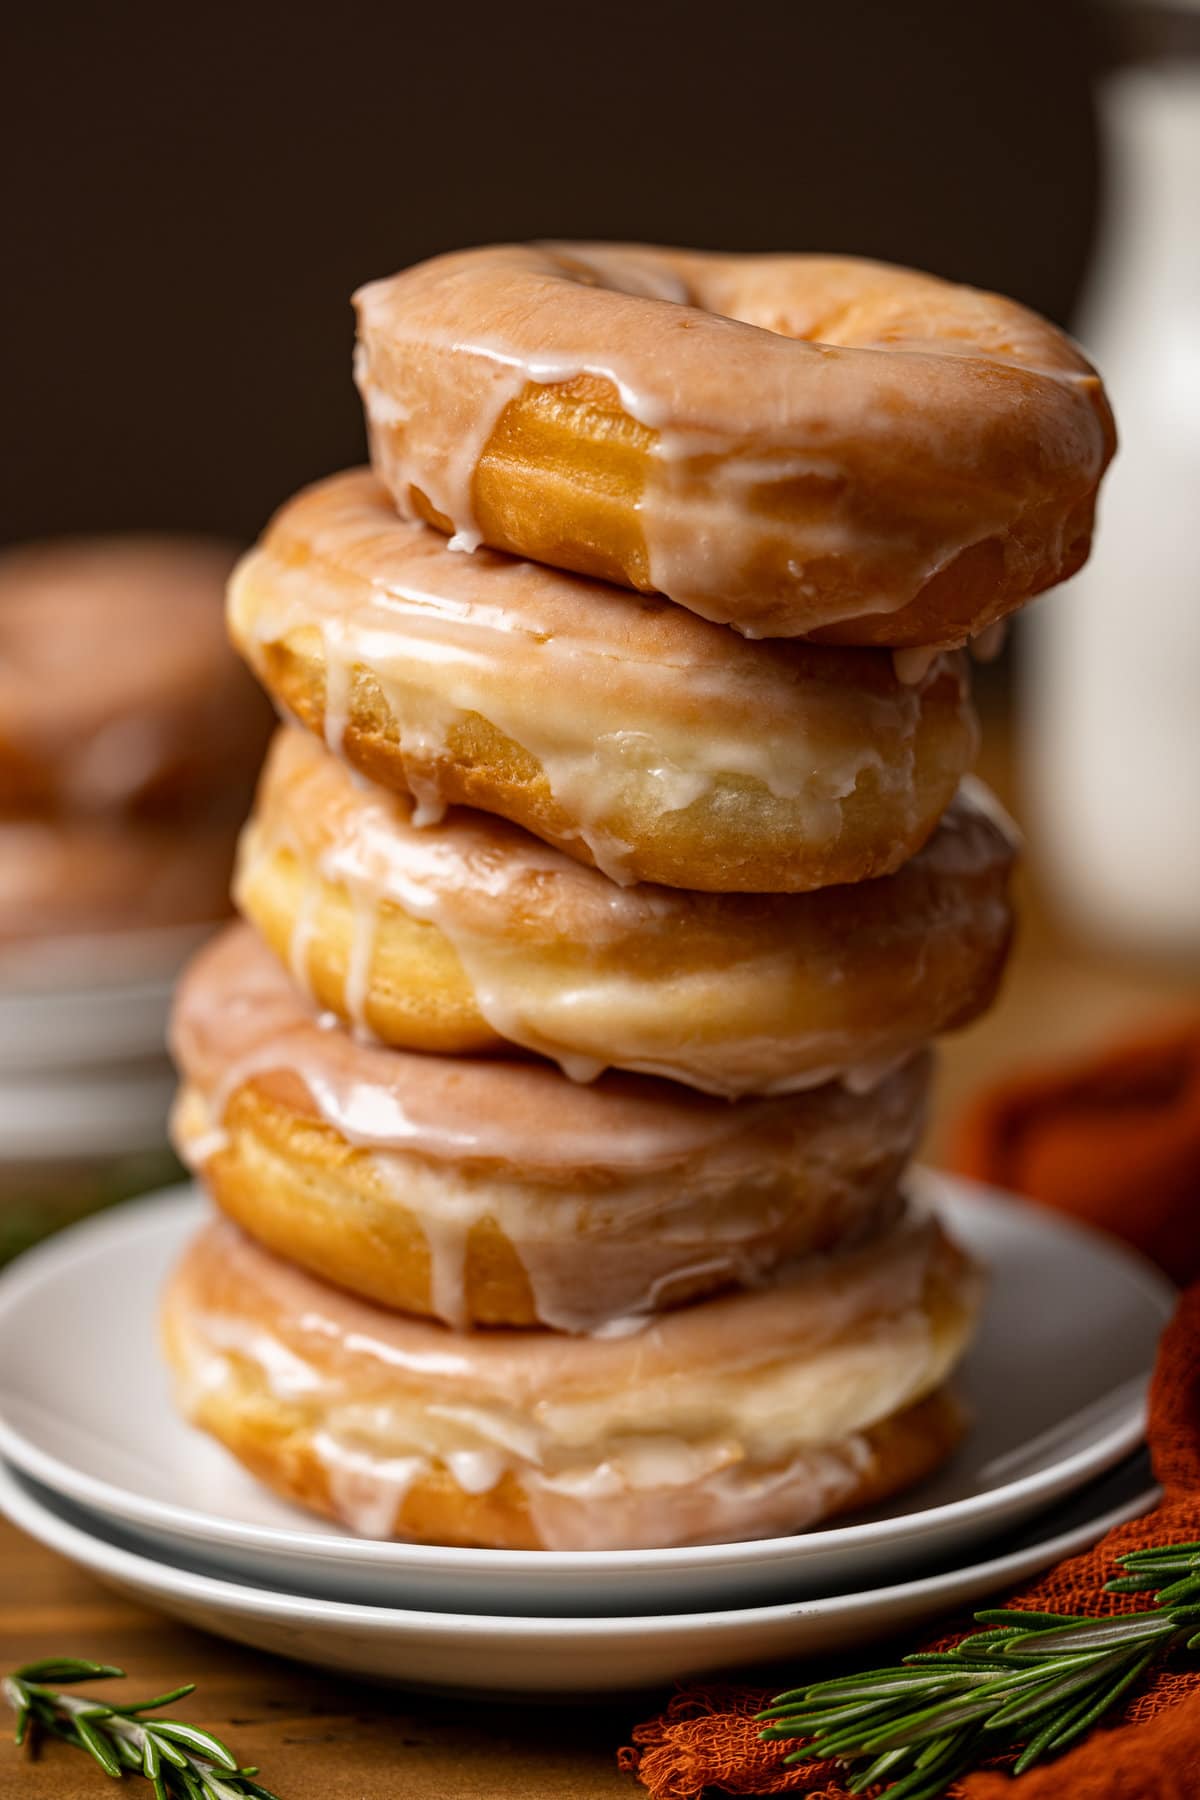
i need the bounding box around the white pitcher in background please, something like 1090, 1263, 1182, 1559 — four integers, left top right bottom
1025, 59, 1200, 953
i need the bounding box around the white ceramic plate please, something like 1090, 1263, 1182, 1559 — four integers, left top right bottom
0, 1455, 1156, 1695
0, 1062, 175, 1162
0, 923, 213, 1073
0, 1177, 1172, 1615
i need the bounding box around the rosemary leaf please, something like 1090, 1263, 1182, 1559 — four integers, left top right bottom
113, 1733, 145, 1771
203, 1774, 261, 1800
73, 1714, 124, 1778
154, 1722, 240, 1771
1119, 1541, 1200, 1560
973, 1609, 1093, 1628
143, 1732, 162, 1779
118, 1684, 198, 1715
999, 1615, 1177, 1657
847, 1744, 911, 1791
152, 1732, 192, 1770
760, 1537, 1200, 1796
15, 1659, 125, 1684
1155, 1578, 1200, 1607
1, 1661, 280, 1797
982, 1645, 1135, 1730
1039, 1643, 1160, 1760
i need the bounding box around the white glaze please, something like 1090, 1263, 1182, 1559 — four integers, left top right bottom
893, 620, 1012, 684
893, 645, 945, 685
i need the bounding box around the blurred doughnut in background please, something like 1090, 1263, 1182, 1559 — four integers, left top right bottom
0, 535, 273, 1258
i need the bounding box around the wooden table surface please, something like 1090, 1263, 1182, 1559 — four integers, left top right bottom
0, 1532, 639, 1795
2, 724, 1197, 1799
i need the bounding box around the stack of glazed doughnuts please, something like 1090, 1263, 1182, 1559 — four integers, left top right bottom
0, 537, 271, 966
164, 245, 1114, 1552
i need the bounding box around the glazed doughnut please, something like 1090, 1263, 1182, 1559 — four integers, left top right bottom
0, 536, 272, 816
354, 243, 1115, 645
236, 728, 1016, 1097
227, 470, 978, 892
171, 924, 930, 1331
162, 1211, 981, 1548
0, 816, 238, 966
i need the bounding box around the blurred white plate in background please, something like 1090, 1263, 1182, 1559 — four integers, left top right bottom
0, 922, 214, 1073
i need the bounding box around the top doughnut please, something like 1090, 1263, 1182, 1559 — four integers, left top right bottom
354, 244, 1116, 645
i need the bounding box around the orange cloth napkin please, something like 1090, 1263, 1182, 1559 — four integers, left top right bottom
620, 1019, 1200, 1799
948, 1017, 1200, 1285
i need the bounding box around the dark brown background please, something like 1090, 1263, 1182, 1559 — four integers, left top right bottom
3, 0, 1102, 547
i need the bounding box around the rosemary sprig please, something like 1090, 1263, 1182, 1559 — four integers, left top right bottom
2, 1658, 280, 1798
759, 1541, 1200, 1800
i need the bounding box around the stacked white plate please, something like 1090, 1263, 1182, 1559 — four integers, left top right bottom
0, 923, 213, 1075
0, 926, 212, 1258
0, 1174, 1172, 1695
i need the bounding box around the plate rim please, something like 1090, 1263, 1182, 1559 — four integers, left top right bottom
0, 1455, 1159, 1637
0, 1175, 1174, 1575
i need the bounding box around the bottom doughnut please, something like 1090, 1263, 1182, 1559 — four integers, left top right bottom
162, 1213, 982, 1550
